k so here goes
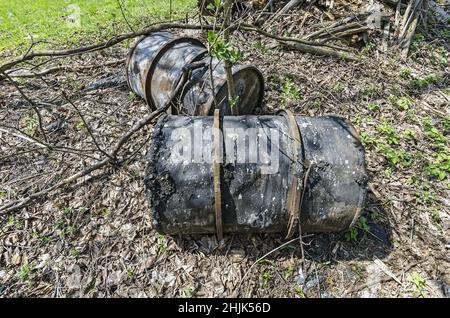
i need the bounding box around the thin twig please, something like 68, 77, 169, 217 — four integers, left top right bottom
61, 92, 113, 161
1, 72, 48, 142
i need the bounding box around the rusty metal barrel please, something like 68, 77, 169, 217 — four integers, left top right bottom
126, 32, 207, 108
126, 32, 264, 115
144, 114, 368, 235
180, 56, 264, 116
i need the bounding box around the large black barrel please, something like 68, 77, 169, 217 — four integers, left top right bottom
144, 114, 368, 235
126, 32, 264, 115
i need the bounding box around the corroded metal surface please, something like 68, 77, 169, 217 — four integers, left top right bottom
148, 38, 207, 110
126, 32, 174, 100
144, 114, 368, 235
126, 32, 264, 115
181, 56, 265, 116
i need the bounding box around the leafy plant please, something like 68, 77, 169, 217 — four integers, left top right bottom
424, 127, 447, 145
294, 287, 306, 298
430, 210, 441, 225
409, 74, 442, 90
157, 234, 168, 255
377, 122, 399, 145
367, 102, 379, 112
206, 0, 224, 11
377, 143, 413, 167
207, 31, 243, 64
182, 287, 193, 298
345, 227, 358, 242
18, 264, 32, 282
426, 151, 450, 180
361, 85, 378, 96
281, 77, 301, 103
284, 265, 295, 280
260, 272, 272, 288
399, 67, 412, 79
24, 115, 38, 136
415, 190, 436, 204
408, 272, 426, 293
345, 216, 369, 242
6, 215, 15, 226
395, 97, 412, 111
253, 40, 272, 55
402, 128, 416, 140
332, 82, 345, 94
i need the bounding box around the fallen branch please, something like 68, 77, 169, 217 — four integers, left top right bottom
0, 61, 197, 214
0, 105, 167, 215
280, 41, 360, 61
0, 22, 355, 75
347, 261, 421, 294
269, 0, 304, 22
2, 59, 125, 79
397, 0, 426, 57
2, 72, 48, 142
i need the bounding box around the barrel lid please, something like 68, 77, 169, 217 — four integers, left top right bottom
199, 62, 265, 116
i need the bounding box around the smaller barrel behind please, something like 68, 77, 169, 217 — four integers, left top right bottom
181, 57, 265, 116
126, 32, 174, 100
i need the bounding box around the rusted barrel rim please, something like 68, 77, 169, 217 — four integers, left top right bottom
203, 64, 265, 115
125, 33, 174, 93
125, 35, 145, 92
143, 37, 207, 110
342, 117, 367, 228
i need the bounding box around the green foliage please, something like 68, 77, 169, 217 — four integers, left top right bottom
206, 0, 224, 11
253, 40, 272, 55
377, 143, 413, 167
409, 74, 442, 90
24, 115, 38, 136
182, 287, 193, 298
229, 96, 240, 111
332, 82, 345, 94
408, 272, 426, 293
345, 216, 369, 242
294, 287, 306, 298
367, 102, 380, 112
361, 85, 379, 96
157, 234, 167, 255
0, 0, 196, 57
361, 42, 376, 55
415, 190, 436, 204
18, 264, 32, 282
281, 77, 301, 104
424, 127, 447, 145
207, 31, 244, 64
426, 151, 450, 180
128, 91, 137, 101
399, 67, 412, 79
395, 97, 412, 111
345, 227, 358, 242
7, 215, 15, 226
33, 229, 51, 244
402, 128, 416, 140
430, 210, 441, 225
259, 272, 272, 288
284, 265, 295, 280
377, 122, 399, 145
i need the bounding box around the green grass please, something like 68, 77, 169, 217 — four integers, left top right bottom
0, 0, 196, 59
